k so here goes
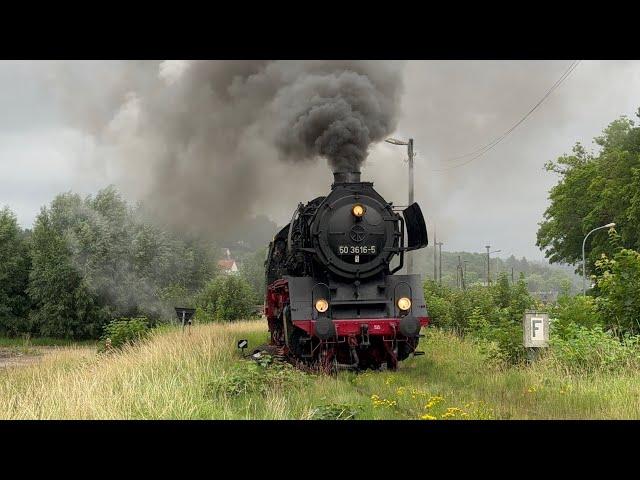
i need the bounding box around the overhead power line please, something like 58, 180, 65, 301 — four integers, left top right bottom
432, 60, 581, 173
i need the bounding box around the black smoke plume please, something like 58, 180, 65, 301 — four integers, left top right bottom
48, 60, 404, 238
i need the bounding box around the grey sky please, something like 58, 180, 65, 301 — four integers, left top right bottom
1, 60, 639, 260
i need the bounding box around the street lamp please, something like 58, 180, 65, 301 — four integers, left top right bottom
582, 222, 616, 295
385, 137, 415, 273
485, 246, 501, 285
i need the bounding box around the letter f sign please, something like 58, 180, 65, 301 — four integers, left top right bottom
532, 319, 542, 338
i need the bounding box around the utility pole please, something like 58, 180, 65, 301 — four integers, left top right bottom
385, 136, 415, 275
457, 255, 466, 290
511, 267, 515, 285
437, 241, 444, 284
485, 245, 501, 285
433, 225, 437, 282
461, 261, 466, 290
485, 245, 491, 286
408, 140, 415, 274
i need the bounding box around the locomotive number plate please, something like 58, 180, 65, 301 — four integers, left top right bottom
338, 245, 377, 255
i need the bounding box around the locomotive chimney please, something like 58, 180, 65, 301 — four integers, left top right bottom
333, 171, 362, 183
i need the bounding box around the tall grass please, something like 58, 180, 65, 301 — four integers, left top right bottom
1, 321, 640, 419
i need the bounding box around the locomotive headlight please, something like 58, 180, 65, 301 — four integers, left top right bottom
315, 299, 329, 313
352, 204, 366, 217
397, 297, 412, 311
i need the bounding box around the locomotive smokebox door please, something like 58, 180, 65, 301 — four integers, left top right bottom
403, 203, 428, 250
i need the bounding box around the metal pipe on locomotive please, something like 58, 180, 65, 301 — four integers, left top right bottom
264, 168, 430, 370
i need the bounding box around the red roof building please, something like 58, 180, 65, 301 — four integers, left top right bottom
218, 259, 239, 274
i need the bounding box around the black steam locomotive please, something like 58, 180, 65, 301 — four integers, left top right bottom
265, 170, 429, 370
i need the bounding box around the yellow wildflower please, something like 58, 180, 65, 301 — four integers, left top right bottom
441, 407, 466, 419
424, 395, 444, 409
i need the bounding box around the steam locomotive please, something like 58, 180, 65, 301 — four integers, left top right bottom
264, 170, 430, 370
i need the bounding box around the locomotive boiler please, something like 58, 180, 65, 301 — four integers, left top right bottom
265, 169, 429, 370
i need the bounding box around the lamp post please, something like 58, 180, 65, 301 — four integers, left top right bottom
582, 222, 616, 295
385, 137, 415, 274
485, 246, 501, 285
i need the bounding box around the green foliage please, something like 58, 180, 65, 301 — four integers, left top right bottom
0, 207, 31, 336
99, 317, 150, 352
158, 283, 195, 310
537, 114, 640, 273
28, 202, 108, 339
548, 294, 603, 339
594, 248, 640, 334
509, 273, 536, 317
424, 275, 535, 363
413, 249, 580, 294
26, 187, 217, 338
238, 247, 266, 304
549, 324, 640, 374
309, 403, 363, 420
196, 275, 256, 322
210, 358, 307, 397
493, 273, 511, 308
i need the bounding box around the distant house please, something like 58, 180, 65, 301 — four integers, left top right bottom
218, 259, 239, 274
531, 291, 559, 304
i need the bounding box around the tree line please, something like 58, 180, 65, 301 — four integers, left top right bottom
537, 108, 640, 333
0, 186, 265, 339
412, 248, 579, 293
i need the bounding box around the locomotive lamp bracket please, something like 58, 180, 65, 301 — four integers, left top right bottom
360, 324, 370, 347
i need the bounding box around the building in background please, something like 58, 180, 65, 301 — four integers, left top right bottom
218, 248, 239, 274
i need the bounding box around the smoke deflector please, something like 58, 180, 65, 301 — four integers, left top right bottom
403, 202, 428, 251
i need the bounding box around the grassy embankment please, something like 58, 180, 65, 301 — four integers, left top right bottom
1, 320, 639, 419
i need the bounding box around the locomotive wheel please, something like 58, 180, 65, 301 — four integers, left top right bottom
288, 327, 308, 359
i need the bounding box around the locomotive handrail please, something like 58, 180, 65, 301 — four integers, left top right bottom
286, 204, 301, 254
390, 215, 405, 274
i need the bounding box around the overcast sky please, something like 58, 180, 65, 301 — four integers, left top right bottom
1, 60, 639, 260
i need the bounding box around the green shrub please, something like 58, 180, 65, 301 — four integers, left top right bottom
549, 324, 640, 373
424, 274, 535, 364
472, 337, 510, 366
158, 283, 195, 310
594, 248, 640, 334
492, 273, 512, 308
0, 207, 31, 336
99, 317, 150, 352
488, 313, 527, 364
196, 275, 256, 322
210, 359, 307, 397
548, 294, 603, 339
309, 403, 363, 420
